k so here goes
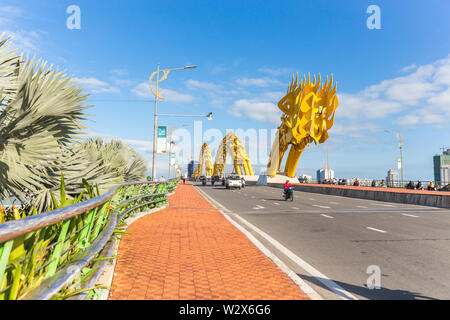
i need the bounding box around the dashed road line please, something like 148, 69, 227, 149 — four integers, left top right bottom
366, 227, 387, 233
292, 207, 299, 210
329, 202, 339, 205
372, 203, 395, 207
357, 206, 368, 209
320, 214, 334, 219
252, 205, 265, 210
312, 204, 331, 209
402, 213, 419, 218
274, 203, 280, 206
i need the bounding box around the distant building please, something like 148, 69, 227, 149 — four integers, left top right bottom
434, 148, 450, 187
386, 169, 399, 187
316, 168, 334, 181
188, 160, 198, 178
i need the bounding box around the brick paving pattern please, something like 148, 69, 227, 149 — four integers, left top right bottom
109, 182, 309, 300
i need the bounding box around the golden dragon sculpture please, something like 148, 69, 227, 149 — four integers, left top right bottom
267, 73, 339, 178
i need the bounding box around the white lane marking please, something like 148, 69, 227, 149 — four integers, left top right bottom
291, 207, 299, 210
194, 186, 323, 300
329, 202, 339, 205
274, 202, 280, 206
252, 205, 265, 210
357, 206, 368, 209
402, 213, 419, 218
251, 196, 256, 199
262, 199, 266, 202
372, 203, 395, 207
309, 198, 316, 201
312, 204, 331, 209
366, 227, 387, 233
320, 214, 334, 219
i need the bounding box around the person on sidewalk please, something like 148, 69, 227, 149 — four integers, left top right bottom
427, 181, 436, 191
406, 181, 415, 189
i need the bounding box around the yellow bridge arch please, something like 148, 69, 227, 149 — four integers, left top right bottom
212, 132, 254, 177
194, 142, 213, 178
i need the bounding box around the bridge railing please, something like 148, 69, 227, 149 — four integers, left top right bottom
299, 179, 445, 190
0, 178, 180, 300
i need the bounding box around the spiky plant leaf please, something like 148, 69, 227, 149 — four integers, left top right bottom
0, 36, 91, 207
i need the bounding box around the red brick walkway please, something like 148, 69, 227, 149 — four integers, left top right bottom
109, 182, 309, 300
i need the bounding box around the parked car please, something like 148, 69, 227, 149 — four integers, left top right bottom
226, 175, 243, 190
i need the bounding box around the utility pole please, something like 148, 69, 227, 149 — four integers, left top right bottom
151, 63, 160, 181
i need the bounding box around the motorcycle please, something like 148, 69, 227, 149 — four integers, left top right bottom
283, 187, 294, 201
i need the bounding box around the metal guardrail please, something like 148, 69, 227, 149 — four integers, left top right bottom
0, 178, 180, 300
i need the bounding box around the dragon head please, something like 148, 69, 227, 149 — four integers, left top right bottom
278, 73, 338, 150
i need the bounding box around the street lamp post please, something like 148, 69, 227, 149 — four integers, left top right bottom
385, 130, 404, 186
149, 64, 197, 181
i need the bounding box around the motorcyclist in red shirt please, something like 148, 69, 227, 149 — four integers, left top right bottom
284, 180, 292, 191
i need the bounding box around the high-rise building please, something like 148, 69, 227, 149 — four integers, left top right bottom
187, 160, 198, 178
316, 168, 334, 181
386, 169, 399, 187
434, 148, 450, 186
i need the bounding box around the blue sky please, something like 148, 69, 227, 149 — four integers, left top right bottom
1, 0, 449, 181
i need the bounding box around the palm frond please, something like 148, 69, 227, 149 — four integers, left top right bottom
0, 36, 91, 207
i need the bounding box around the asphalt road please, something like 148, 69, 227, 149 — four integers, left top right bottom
194, 182, 450, 300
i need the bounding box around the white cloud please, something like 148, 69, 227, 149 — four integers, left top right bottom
236, 77, 283, 87
2, 29, 44, 54
263, 91, 284, 101
110, 69, 127, 76
400, 64, 417, 73
186, 79, 222, 91
0, 6, 45, 55
87, 132, 153, 153
0, 6, 24, 27
339, 54, 450, 125
112, 79, 134, 87
132, 82, 195, 103
331, 122, 379, 139
228, 99, 281, 124
73, 77, 120, 94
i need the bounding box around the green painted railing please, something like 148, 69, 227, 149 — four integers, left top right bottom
0, 178, 180, 300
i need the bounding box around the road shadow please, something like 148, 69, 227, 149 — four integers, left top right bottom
298, 273, 439, 300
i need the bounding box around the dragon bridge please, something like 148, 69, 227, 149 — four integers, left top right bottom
194, 142, 213, 178
212, 132, 254, 177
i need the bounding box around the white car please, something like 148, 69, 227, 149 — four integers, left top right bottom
226, 175, 242, 190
